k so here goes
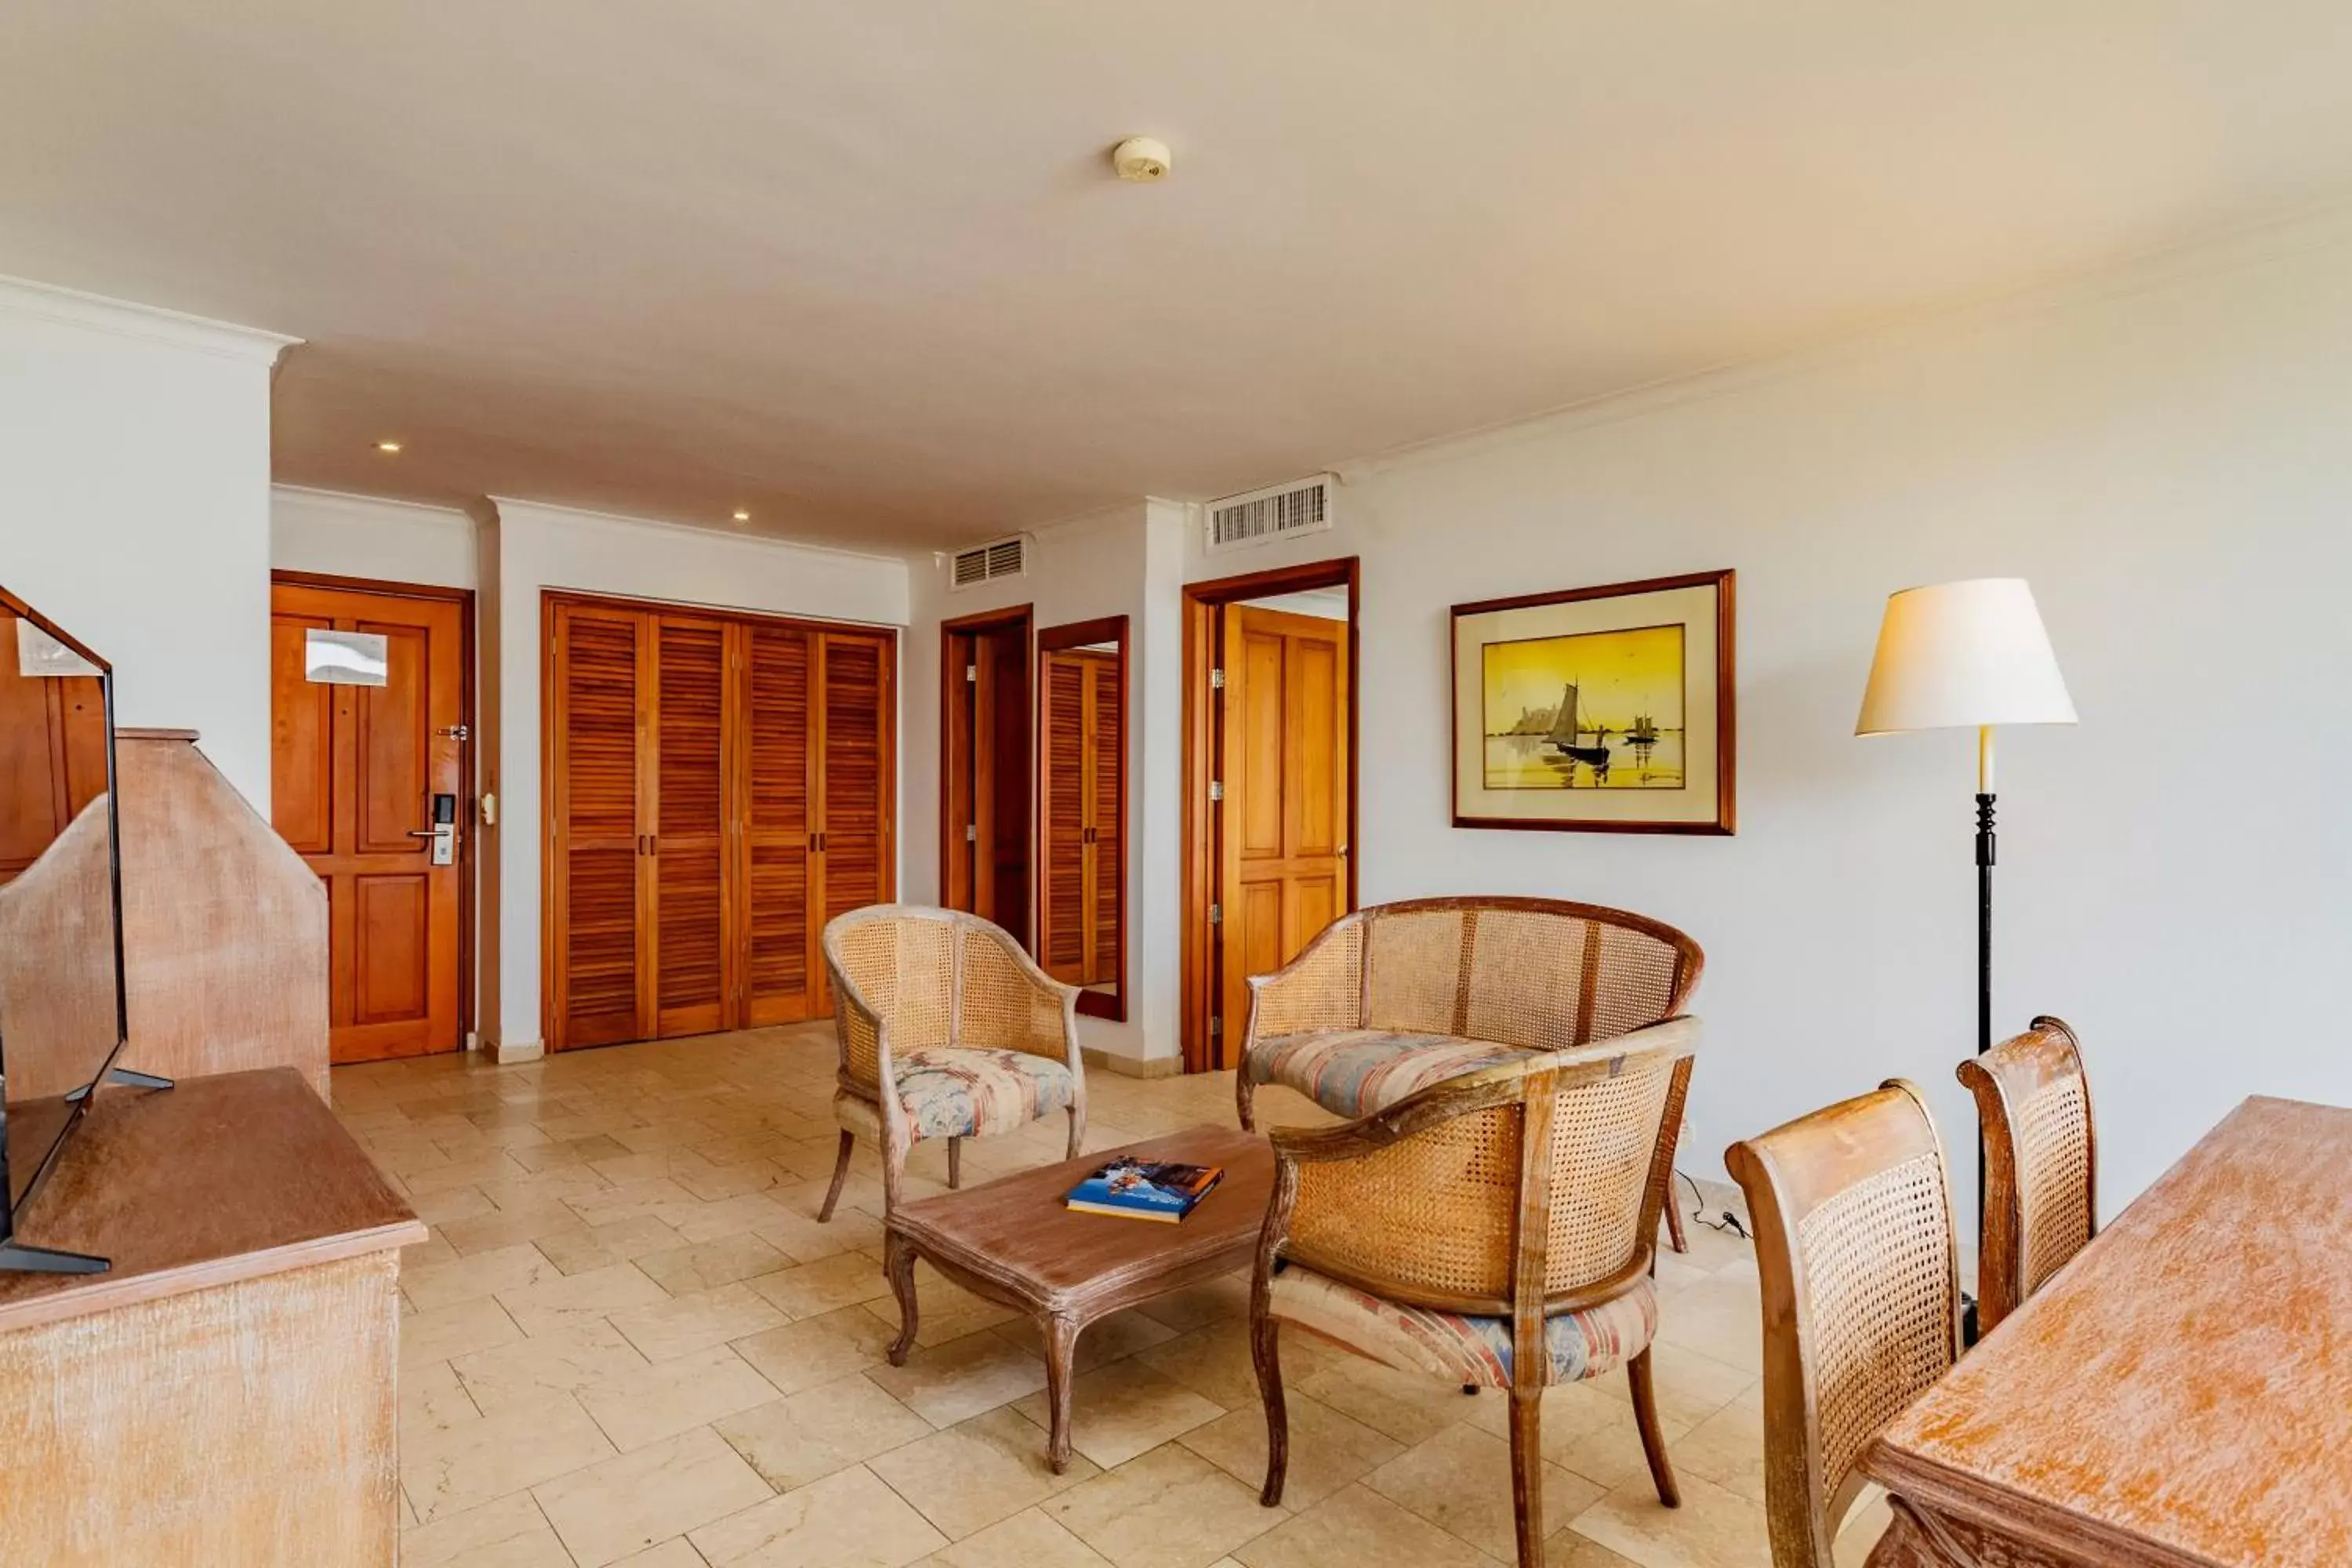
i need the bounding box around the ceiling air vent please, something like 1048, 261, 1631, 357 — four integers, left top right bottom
1206, 474, 1335, 554
949, 534, 1029, 590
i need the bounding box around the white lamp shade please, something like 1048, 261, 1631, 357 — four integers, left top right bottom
1856, 578, 2077, 735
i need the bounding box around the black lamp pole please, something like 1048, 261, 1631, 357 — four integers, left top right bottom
1963, 731, 1998, 1344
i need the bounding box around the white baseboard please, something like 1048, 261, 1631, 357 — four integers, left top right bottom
488, 1037, 546, 1065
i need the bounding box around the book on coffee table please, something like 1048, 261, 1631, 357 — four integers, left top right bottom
1065, 1156, 1225, 1223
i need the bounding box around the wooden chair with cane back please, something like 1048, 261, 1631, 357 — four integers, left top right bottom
1250, 1018, 1700, 1568
1725, 1080, 1963, 1568
1237, 895, 1704, 1250
1956, 1014, 2096, 1337
817, 906, 1085, 1220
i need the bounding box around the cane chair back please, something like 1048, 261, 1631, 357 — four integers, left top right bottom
1958, 1015, 2096, 1336
1346, 898, 1703, 1053
1726, 1081, 1962, 1568
1277, 1021, 1697, 1315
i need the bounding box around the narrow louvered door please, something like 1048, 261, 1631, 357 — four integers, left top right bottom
809, 630, 895, 1011
650, 613, 732, 1036
1087, 655, 1121, 986
740, 622, 815, 1024
550, 601, 653, 1048
1039, 652, 1089, 985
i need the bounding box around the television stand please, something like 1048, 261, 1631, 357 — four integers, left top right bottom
62, 1065, 176, 1104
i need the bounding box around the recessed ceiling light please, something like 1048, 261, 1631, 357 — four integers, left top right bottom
732, 509, 751, 523
376, 440, 402, 454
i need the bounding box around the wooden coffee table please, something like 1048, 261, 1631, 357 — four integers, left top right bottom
882, 1124, 1273, 1472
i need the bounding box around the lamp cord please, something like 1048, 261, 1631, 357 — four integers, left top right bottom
1677, 1167, 1748, 1240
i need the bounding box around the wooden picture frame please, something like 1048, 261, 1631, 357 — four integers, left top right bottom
1450, 569, 1735, 835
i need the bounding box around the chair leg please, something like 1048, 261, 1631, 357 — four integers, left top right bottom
947, 1137, 962, 1190
1065, 1103, 1084, 1159
1508, 1386, 1545, 1568
1664, 1197, 1688, 1255
1251, 1304, 1288, 1507
1236, 1071, 1257, 1132
816, 1130, 855, 1222
1628, 1348, 1681, 1508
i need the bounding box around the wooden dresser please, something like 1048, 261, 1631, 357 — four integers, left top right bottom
0, 1069, 422, 1565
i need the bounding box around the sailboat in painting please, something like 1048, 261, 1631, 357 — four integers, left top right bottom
1545, 681, 1612, 779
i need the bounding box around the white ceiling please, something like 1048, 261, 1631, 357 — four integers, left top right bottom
3, 4, 2350, 550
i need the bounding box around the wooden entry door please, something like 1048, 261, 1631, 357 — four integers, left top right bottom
270, 579, 468, 1063
1218, 604, 1349, 1063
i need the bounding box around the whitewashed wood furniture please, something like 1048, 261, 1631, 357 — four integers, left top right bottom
1955, 1014, 2096, 1337
1253, 1022, 1699, 1568
1236, 896, 1703, 1250
818, 905, 1085, 1218
1725, 1080, 1962, 1568
0, 1069, 423, 1565
1860, 1095, 2352, 1568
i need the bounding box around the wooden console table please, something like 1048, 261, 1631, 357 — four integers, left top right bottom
0, 1068, 423, 1565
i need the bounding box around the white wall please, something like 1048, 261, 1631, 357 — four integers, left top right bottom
0, 278, 293, 807
490, 499, 911, 1052
270, 485, 479, 589
900, 502, 1191, 1062
1162, 212, 2352, 1220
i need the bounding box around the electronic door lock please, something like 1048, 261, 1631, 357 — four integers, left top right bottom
408, 793, 459, 865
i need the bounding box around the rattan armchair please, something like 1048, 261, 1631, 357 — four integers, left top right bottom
1237, 896, 1704, 1250
1251, 1018, 1700, 1568
1957, 1015, 2096, 1337
1725, 1080, 1962, 1568
818, 905, 1085, 1219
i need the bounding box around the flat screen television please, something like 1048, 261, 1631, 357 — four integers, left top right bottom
0, 583, 168, 1274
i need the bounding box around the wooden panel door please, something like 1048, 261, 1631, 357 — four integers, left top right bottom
650, 614, 732, 1036
548, 600, 651, 1049
1218, 604, 1349, 1058
270, 580, 467, 1062
810, 630, 895, 1011
0, 606, 108, 887
740, 622, 815, 1025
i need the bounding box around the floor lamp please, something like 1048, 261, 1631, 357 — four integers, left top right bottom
1857, 578, 2076, 1338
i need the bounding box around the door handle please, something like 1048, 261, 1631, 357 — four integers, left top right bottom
411, 795, 459, 865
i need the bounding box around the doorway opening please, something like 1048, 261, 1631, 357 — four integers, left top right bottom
940, 604, 1033, 947
1181, 558, 1359, 1073
270, 572, 475, 1063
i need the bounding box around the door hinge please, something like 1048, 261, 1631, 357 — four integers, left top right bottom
965, 664, 978, 683
1209, 668, 1225, 690
435, 724, 470, 742
1208, 1015, 1222, 1037
1207, 780, 1224, 803
964, 823, 978, 843
1207, 902, 1222, 925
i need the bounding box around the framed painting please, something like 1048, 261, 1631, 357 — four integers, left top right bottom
1450, 568, 1735, 834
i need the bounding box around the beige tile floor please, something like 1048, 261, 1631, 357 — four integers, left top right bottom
338, 1023, 1893, 1568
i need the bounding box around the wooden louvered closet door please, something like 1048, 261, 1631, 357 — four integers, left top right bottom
651, 615, 731, 1036
550, 601, 653, 1048
810, 630, 894, 1013
740, 622, 814, 1024
546, 596, 894, 1050
1039, 649, 1120, 987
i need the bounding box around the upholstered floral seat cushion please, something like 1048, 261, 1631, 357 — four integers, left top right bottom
1245, 1029, 1535, 1120
1268, 1261, 1657, 1388
835, 1045, 1076, 1142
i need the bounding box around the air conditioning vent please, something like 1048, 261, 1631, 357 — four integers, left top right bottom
1206, 474, 1335, 554
949, 534, 1029, 590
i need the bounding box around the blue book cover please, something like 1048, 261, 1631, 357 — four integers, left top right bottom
1065, 1158, 1224, 1223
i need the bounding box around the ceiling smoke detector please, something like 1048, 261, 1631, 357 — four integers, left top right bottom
1110, 136, 1171, 182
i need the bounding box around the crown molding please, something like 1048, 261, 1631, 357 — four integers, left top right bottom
0, 274, 299, 365
271, 483, 477, 527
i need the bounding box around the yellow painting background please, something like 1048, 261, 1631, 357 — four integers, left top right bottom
1482, 623, 1684, 735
